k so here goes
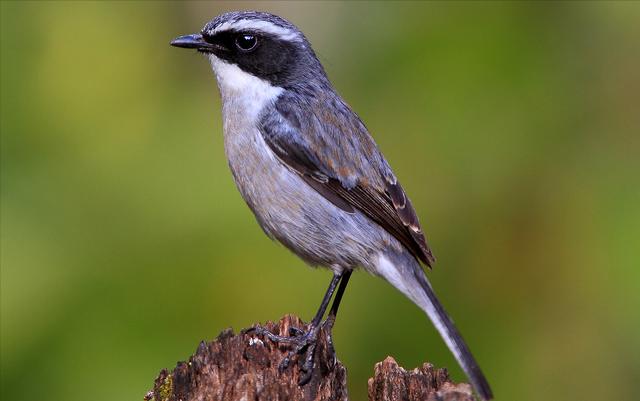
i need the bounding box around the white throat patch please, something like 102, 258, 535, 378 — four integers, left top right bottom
207, 54, 282, 119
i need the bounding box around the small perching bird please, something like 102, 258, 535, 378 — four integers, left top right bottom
171, 11, 492, 400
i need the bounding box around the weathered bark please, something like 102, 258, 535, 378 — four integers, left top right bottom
368, 357, 473, 401
145, 315, 474, 401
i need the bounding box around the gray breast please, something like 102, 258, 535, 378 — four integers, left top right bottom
222, 109, 397, 271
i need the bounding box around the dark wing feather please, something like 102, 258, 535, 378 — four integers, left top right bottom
323, 177, 434, 267
261, 94, 435, 267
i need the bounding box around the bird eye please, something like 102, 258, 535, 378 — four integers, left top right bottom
235, 34, 258, 51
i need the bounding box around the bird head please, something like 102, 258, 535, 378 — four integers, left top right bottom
171, 11, 328, 93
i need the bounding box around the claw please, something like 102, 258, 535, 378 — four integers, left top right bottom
289, 327, 305, 337
251, 325, 298, 344
278, 355, 291, 371
298, 339, 317, 384
251, 320, 334, 386
298, 368, 313, 386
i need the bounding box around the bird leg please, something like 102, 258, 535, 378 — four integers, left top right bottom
326, 269, 352, 327
246, 270, 352, 385
294, 270, 352, 384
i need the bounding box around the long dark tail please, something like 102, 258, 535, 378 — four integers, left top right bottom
375, 253, 493, 400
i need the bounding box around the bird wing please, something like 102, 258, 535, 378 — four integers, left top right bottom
259, 94, 435, 267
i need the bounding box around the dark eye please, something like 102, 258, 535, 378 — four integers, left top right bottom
235, 34, 258, 51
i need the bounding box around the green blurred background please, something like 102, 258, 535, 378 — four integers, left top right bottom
2, 1, 639, 400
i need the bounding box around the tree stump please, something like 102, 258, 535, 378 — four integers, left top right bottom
145, 315, 475, 401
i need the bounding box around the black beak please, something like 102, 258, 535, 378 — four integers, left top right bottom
170, 34, 214, 52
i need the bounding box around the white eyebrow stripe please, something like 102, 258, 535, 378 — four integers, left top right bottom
212, 19, 301, 42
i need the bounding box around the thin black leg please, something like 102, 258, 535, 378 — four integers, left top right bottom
328, 270, 352, 319
310, 272, 343, 327
247, 270, 350, 386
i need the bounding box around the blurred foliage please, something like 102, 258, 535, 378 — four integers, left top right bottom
1, 2, 639, 401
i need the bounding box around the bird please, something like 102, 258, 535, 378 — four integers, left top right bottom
171, 11, 492, 400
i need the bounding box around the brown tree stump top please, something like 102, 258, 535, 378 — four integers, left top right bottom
145, 315, 475, 401
368, 357, 473, 401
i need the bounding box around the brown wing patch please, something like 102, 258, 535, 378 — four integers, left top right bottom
326, 179, 435, 267
260, 98, 434, 267
301, 174, 355, 214
386, 180, 435, 266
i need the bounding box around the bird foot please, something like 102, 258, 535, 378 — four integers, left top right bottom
279, 324, 321, 385
246, 320, 334, 385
